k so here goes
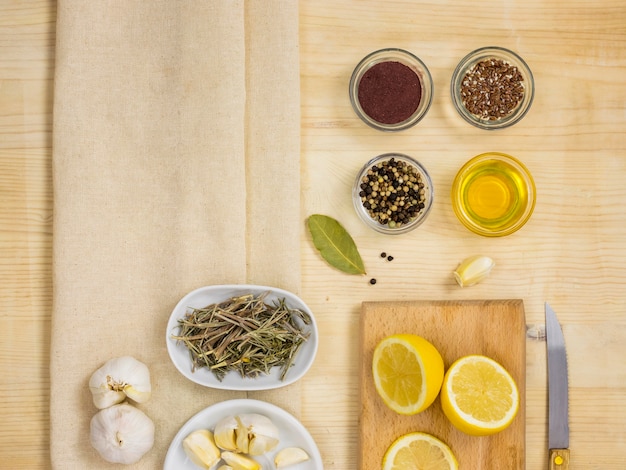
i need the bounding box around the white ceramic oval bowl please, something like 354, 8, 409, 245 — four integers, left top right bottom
164, 399, 324, 470
166, 284, 318, 391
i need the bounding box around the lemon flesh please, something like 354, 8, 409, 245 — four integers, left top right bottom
372, 334, 444, 415
382, 432, 458, 470
441, 355, 519, 436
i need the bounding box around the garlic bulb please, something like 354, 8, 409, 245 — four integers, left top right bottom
182, 429, 221, 469
275, 447, 310, 468
90, 403, 154, 464
214, 413, 280, 456
89, 356, 151, 409
453, 255, 495, 287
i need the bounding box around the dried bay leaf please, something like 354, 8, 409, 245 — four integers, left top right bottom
307, 214, 366, 275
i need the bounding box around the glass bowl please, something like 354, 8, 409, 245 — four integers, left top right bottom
450, 47, 534, 130
353, 153, 434, 234
349, 49, 433, 131
451, 152, 536, 237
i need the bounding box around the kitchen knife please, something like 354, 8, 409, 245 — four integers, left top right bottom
546, 302, 570, 469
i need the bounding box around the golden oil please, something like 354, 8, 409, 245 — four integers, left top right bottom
452, 153, 535, 236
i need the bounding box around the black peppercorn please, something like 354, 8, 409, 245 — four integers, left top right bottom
369, 278, 377, 285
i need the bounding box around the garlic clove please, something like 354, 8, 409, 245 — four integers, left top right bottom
89, 403, 154, 464
274, 447, 310, 468
214, 415, 239, 451
215, 413, 280, 454
238, 413, 279, 454
220, 451, 261, 470
123, 383, 152, 404
235, 415, 250, 454
182, 429, 221, 469
89, 356, 151, 409
248, 434, 280, 456
453, 255, 495, 287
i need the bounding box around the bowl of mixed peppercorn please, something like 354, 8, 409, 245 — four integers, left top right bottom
353, 153, 433, 234
451, 46, 534, 130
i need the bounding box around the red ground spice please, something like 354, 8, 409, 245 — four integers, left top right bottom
357, 61, 422, 125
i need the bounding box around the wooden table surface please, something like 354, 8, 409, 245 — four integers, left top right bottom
2, 1, 626, 468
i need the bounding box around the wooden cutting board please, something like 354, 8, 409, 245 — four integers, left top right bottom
359, 300, 526, 470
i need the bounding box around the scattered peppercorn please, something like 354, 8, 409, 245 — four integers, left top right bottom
369, 278, 377, 285
380, 252, 387, 258
460, 58, 524, 120
387, 255, 394, 261
359, 157, 427, 228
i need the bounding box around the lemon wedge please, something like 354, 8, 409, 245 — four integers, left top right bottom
382, 432, 458, 470
372, 334, 444, 415
441, 355, 519, 436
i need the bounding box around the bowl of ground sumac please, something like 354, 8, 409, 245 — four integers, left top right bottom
349, 48, 433, 131
451, 46, 534, 130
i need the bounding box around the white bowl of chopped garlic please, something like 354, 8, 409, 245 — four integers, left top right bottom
166, 285, 319, 390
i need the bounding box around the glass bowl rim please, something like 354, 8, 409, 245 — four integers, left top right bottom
352, 152, 434, 235
450, 46, 535, 130
451, 151, 536, 237
349, 48, 434, 132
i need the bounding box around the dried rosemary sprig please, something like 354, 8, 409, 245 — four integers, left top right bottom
171, 292, 312, 381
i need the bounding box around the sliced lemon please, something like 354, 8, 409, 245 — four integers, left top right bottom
372, 334, 444, 415
382, 432, 458, 470
440, 355, 519, 436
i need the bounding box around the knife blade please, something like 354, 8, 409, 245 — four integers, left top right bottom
546, 302, 570, 469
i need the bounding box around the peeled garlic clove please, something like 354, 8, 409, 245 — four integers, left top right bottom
221, 451, 261, 470
238, 413, 279, 455
453, 255, 495, 287
235, 415, 250, 454
214, 415, 239, 451
274, 447, 310, 468
89, 356, 151, 409
248, 434, 280, 456
182, 429, 221, 469
90, 403, 154, 464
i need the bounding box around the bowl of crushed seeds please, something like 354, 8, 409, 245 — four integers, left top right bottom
353, 153, 433, 234
451, 46, 534, 130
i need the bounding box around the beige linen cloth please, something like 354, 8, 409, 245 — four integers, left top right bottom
51, 1, 302, 468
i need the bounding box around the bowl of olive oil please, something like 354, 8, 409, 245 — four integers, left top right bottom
451, 152, 536, 237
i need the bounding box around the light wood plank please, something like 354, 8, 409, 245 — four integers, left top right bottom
0, 1, 55, 468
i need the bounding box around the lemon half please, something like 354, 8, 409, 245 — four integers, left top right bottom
372, 334, 444, 415
440, 355, 519, 436
382, 432, 458, 470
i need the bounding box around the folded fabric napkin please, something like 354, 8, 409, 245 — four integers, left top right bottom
51, 1, 301, 467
